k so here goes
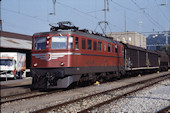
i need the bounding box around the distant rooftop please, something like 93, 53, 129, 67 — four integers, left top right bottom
0, 31, 32, 50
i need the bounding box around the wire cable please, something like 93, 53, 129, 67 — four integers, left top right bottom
131, 0, 164, 30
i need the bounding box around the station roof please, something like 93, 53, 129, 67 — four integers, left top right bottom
0, 31, 32, 50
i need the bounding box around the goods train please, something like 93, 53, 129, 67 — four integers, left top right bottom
31, 21, 169, 89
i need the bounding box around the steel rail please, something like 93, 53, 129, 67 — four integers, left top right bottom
33, 73, 170, 113
80, 75, 170, 113
0, 90, 61, 104
156, 105, 170, 113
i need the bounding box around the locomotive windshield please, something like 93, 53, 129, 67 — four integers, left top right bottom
68, 36, 73, 49
52, 36, 67, 49
34, 37, 46, 50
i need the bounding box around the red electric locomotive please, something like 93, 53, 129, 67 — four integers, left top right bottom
31, 21, 124, 89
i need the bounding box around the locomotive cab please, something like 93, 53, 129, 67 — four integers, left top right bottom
31, 33, 79, 89
32, 34, 75, 67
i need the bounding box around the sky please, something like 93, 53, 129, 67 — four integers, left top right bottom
1, 0, 170, 36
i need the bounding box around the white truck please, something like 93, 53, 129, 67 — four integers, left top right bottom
0, 52, 26, 80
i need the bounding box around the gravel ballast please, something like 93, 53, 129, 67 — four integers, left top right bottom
1, 72, 169, 113
93, 79, 170, 113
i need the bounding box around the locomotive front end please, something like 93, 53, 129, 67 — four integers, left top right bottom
31, 32, 75, 89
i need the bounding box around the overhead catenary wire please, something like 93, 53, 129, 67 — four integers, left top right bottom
110, 1, 138, 13
3, 0, 123, 34
155, 0, 169, 21
3, 20, 37, 33
109, 1, 153, 32
55, 1, 122, 31
2, 0, 168, 35
131, 0, 165, 31
2, 8, 50, 23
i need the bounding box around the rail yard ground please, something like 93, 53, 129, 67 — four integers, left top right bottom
1, 71, 170, 113
0, 77, 32, 97
91, 77, 170, 113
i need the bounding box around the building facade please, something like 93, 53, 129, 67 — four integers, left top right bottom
107, 32, 146, 49
146, 31, 170, 50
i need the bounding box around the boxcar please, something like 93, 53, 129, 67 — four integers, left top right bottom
124, 43, 159, 73
156, 51, 169, 71
147, 50, 159, 68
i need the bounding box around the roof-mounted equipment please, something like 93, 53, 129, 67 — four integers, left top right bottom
49, 21, 79, 31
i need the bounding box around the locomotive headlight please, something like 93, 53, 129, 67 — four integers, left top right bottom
47, 41, 50, 44
60, 62, 64, 66
47, 36, 50, 39
34, 63, 38, 67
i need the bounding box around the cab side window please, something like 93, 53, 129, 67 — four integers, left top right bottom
75, 37, 79, 50
108, 44, 111, 52
88, 40, 92, 50
115, 45, 118, 53
68, 36, 73, 49
82, 38, 86, 49
93, 41, 97, 51
112, 45, 114, 53
98, 42, 102, 51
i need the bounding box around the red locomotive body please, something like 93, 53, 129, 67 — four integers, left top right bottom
31, 22, 124, 89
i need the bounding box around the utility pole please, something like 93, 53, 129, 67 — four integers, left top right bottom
124, 10, 126, 32
53, 0, 56, 15
49, 0, 56, 15
96, 0, 109, 35
168, 0, 170, 49
160, 0, 169, 50
139, 8, 145, 47
103, 0, 109, 34
0, 0, 2, 31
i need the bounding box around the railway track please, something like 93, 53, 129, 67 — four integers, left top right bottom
0, 89, 62, 105
33, 73, 170, 113
156, 105, 170, 113
0, 73, 152, 104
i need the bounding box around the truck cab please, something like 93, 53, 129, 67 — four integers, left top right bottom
0, 58, 16, 79
0, 52, 26, 80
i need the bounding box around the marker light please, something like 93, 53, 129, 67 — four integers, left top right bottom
60, 62, 64, 66
47, 41, 50, 44
47, 36, 50, 39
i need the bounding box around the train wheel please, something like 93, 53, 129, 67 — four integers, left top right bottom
31, 76, 37, 90
38, 77, 47, 90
